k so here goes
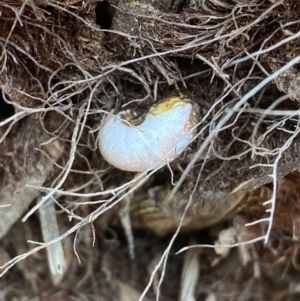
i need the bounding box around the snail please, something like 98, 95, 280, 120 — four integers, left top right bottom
98, 96, 199, 171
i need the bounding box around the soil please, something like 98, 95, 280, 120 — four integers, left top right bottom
1, 0, 300, 300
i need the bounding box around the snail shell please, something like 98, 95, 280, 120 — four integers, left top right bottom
98, 96, 199, 172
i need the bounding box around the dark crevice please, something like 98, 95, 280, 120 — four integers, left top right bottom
0, 91, 15, 119
95, 0, 114, 30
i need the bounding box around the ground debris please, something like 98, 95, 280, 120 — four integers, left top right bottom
1, 0, 300, 300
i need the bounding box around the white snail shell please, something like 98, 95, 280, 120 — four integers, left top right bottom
98, 96, 199, 172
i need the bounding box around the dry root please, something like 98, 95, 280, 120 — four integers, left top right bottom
1, 0, 300, 300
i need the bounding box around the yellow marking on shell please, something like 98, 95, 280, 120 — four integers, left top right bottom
149, 96, 187, 115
